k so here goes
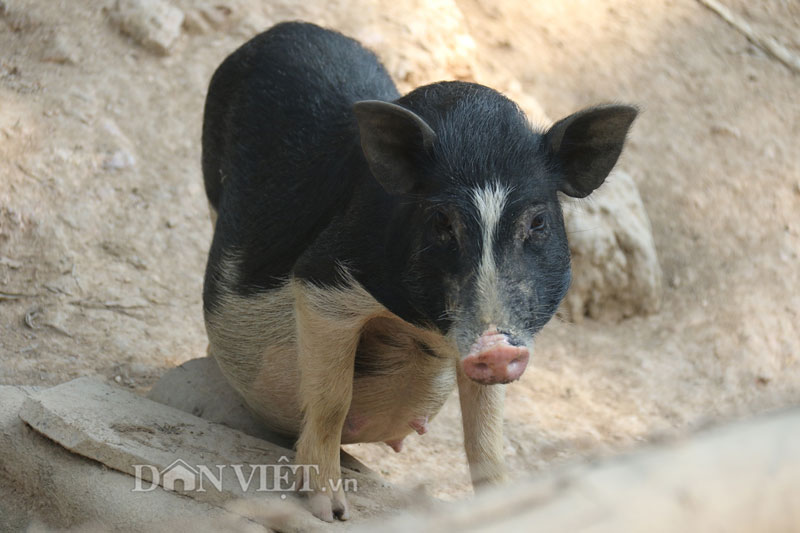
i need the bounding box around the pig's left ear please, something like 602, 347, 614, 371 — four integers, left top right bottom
354, 100, 437, 195
545, 104, 638, 198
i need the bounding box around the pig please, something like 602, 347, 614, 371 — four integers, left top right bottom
201, 21, 637, 522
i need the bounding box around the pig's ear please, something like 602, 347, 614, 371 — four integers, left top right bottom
354, 100, 436, 195
545, 104, 638, 198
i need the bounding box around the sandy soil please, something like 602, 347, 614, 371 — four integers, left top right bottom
1, 0, 798, 505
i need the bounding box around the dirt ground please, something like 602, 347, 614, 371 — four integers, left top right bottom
1, 0, 798, 507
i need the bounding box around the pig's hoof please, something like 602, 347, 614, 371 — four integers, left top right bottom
309, 491, 350, 522
332, 489, 350, 520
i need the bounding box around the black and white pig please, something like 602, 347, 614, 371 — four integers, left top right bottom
201, 21, 636, 522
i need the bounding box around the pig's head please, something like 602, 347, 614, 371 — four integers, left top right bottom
354, 82, 637, 385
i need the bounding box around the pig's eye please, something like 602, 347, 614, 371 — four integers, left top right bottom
529, 213, 547, 234
432, 210, 456, 243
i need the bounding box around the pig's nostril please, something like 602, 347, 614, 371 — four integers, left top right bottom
475, 362, 489, 372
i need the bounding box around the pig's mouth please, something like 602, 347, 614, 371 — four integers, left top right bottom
460, 328, 530, 385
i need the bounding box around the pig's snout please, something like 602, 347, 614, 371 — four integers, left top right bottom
461, 330, 529, 385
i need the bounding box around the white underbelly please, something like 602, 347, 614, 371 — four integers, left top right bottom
237, 341, 457, 444
207, 275, 459, 445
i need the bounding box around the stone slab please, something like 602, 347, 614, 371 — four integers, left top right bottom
17, 378, 406, 532
0, 385, 267, 532
147, 356, 294, 446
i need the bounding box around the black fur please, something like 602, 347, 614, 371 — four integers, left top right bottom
202, 22, 398, 303
202, 21, 636, 349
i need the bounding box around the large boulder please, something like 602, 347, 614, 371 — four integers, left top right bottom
147, 356, 292, 446
561, 170, 663, 322
5, 377, 396, 531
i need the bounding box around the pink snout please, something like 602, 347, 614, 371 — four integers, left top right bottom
461, 332, 530, 385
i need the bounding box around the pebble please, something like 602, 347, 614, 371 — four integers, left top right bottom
709, 123, 741, 138
103, 149, 136, 170
182, 3, 236, 34
42, 33, 79, 65
111, 0, 184, 56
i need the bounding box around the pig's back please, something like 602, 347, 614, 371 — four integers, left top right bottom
202, 22, 398, 295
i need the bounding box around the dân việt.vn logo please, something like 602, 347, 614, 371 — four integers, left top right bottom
132, 456, 357, 497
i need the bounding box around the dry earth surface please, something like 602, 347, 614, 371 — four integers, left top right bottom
1, 0, 798, 522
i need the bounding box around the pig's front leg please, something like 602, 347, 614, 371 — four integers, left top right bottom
457, 362, 508, 487
292, 279, 364, 522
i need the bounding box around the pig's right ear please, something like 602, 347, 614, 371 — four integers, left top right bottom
353, 100, 436, 195
545, 104, 638, 198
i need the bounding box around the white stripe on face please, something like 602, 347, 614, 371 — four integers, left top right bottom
471, 183, 510, 326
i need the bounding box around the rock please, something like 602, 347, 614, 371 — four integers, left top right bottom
181, 9, 209, 34
148, 356, 293, 447
110, 0, 184, 56
709, 123, 741, 138
19, 377, 400, 530
97, 118, 137, 171
562, 170, 662, 322
0, 385, 265, 532
41, 33, 79, 65
181, 1, 240, 34
102, 148, 136, 170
